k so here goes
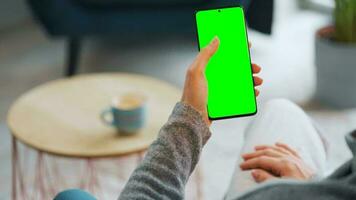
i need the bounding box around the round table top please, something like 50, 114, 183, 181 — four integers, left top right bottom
7, 73, 181, 158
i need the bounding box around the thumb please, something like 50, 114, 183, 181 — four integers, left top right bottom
196, 36, 220, 70
251, 169, 276, 183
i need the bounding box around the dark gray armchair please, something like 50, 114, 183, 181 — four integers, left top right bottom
26, 0, 273, 76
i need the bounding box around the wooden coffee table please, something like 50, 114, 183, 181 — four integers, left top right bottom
7, 73, 203, 200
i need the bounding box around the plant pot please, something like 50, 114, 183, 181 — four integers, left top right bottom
315, 26, 356, 108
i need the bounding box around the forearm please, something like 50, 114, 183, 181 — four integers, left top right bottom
119, 102, 211, 200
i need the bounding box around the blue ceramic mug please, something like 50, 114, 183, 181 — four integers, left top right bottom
101, 93, 146, 134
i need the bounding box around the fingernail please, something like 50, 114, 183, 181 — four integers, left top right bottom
242, 154, 249, 159
251, 170, 258, 177
210, 36, 219, 46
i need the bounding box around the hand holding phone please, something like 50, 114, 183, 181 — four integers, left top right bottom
181, 37, 262, 125
195, 6, 259, 120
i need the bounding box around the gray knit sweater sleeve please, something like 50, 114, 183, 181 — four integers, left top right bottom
118, 102, 211, 200
119, 102, 356, 200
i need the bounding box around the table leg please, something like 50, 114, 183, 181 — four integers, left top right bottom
195, 164, 204, 200
12, 137, 28, 200
34, 151, 48, 199
87, 159, 97, 193
84, 158, 104, 199
11, 136, 17, 200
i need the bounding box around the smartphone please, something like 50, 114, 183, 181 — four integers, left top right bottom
195, 6, 257, 120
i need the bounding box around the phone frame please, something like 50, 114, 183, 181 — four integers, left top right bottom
194, 5, 257, 120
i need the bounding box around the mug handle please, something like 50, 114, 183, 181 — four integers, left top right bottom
100, 108, 114, 126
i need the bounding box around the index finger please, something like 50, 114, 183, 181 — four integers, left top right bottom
242, 149, 284, 160
255, 145, 292, 156
275, 143, 300, 158
240, 156, 282, 176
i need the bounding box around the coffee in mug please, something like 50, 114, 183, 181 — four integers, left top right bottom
101, 93, 146, 134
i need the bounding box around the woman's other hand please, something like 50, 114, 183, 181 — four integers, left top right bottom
240, 143, 315, 183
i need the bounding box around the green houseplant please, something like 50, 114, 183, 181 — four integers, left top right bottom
334, 0, 356, 43
315, 0, 356, 108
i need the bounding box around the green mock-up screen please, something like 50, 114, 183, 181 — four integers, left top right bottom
195, 6, 256, 119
